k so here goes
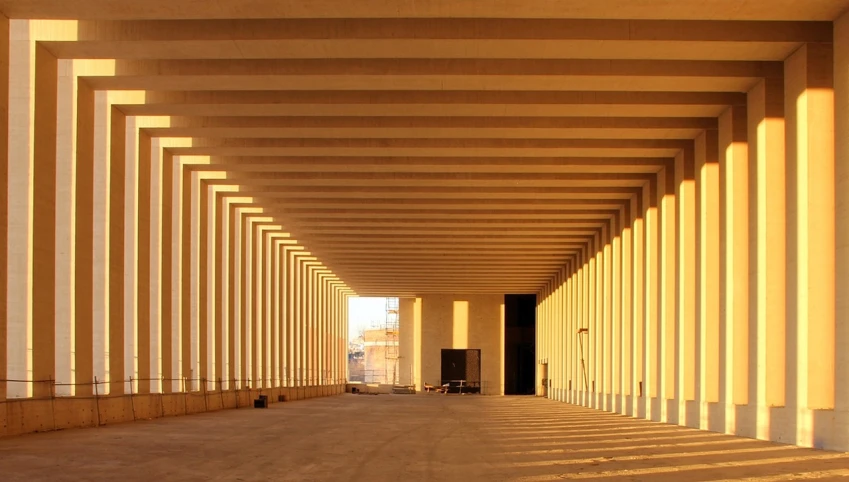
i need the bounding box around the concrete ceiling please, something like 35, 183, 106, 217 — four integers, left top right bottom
4, 1, 847, 295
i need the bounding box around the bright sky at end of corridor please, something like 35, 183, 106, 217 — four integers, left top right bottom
348, 297, 387, 339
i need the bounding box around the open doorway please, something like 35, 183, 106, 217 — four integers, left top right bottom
440, 349, 482, 394
347, 297, 400, 384
504, 294, 537, 395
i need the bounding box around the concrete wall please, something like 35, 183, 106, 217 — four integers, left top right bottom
0, 384, 345, 438
416, 294, 504, 395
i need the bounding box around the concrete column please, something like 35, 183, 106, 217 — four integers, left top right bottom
642, 180, 658, 418
307, 266, 315, 385
675, 148, 697, 421
621, 199, 635, 409
148, 136, 164, 393
251, 220, 263, 387
566, 264, 573, 402
216, 192, 230, 390
285, 248, 294, 386
6, 19, 34, 399
241, 213, 252, 387
603, 225, 614, 409
124, 114, 140, 395
181, 166, 196, 391
658, 163, 677, 421
559, 267, 567, 401
311, 266, 318, 386
589, 237, 598, 401
747, 78, 787, 415
31, 43, 60, 399
272, 239, 281, 387
255, 224, 265, 388
0, 15, 7, 402
303, 262, 311, 385
279, 245, 292, 384
785, 44, 836, 413
295, 255, 304, 386
74, 76, 97, 398
718, 105, 750, 420
108, 108, 127, 395
196, 177, 210, 391
316, 273, 322, 385
320, 275, 328, 384
834, 11, 849, 426
288, 249, 297, 386
696, 130, 721, 412
136, 133, 153, 394
576, 255, 586, 401
612, 215, 623, 409
160, 152, 177, 392
231, 204, 243, 388
211, 189, 228, 391
576, 263, 583, 401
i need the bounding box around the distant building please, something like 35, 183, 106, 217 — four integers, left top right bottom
347, 328, 398, 384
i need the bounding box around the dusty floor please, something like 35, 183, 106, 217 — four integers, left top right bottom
1, 395, 849, 481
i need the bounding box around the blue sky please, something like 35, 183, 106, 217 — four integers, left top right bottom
347, 297, 388, 339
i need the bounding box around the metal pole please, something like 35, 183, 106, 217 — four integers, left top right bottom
129, 376, 137, 421
93, 377, 102, 426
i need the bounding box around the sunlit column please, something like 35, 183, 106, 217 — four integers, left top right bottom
594, 231, 603, 403
785, 44, 835, 415
675, 148, 697, 415
604, 223, 614, 409
643, 180, 659, 418
612, 211, 623, 411
719, 105, 750, 421
577, 254, 586, 402
587, 238, 597, 401
658, 164, 677, 421
559, 266, 566, 402
695, 130, 721, 416
5, 19, 34, 399
747, 78, 787, 417
7, 20, 79, 400
566, 265, 573, 401
621, 200, 634, 410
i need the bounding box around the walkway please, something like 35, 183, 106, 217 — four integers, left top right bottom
1, 395, 848, 481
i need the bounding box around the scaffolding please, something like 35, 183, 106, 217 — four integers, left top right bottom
385, 297, 400, 385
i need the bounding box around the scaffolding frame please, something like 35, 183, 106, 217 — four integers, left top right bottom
385, 297, 400, 385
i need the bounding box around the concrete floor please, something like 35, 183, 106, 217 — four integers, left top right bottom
1, 395, 849, 481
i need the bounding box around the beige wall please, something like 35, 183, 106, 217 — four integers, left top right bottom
417, 294, 504, 395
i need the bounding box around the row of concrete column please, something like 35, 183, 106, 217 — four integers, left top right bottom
0, 18, 353, 401
537, 29, 849, 450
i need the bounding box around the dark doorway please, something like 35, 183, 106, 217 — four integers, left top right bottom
440, 349, 482, 393
504, 294, 537, 395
